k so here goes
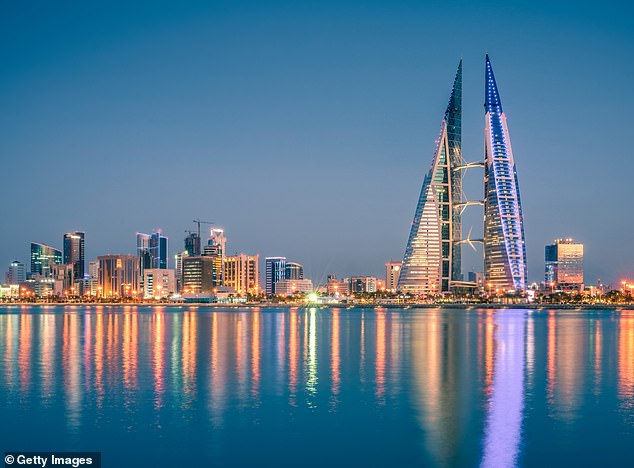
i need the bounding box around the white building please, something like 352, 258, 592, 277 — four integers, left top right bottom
273, 279, 313, 296
143, 269, 176, 299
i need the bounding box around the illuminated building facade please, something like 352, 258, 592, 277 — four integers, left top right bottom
202, 228, 225, 286
483, 55, 527, 292
350, 276, 378, 293
182, 256, 214, 294
265, 257, 286, 295
5, 260, 26, 284
30, 242, 62, 278
223, 253, 260, 294
285, 262, 304, 280
399, 61, 463, 295
63, 231, 85, 281
385, 262, 402, 292
143, 269, 176, 299
545, 238, 584, 291
273, 278, 313, 296
97, 254, 140, 297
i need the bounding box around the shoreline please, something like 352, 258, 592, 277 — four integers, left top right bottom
1, 302, 633, 310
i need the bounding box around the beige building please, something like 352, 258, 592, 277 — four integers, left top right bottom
385, 262, 402, 292
274, 279, 313, 296
97, 254, 140, 298
223, 254, 259, 295
143, 269, 176, 299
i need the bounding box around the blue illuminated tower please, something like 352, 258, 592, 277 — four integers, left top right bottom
483, 55, 527, 291
398, 61, 462, 295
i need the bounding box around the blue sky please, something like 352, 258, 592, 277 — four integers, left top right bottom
1, 1, 632, 285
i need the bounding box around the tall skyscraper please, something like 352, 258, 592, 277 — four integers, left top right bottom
149, 231, 168, 269
5, 260, 26, 284
137, 231, 168, 270
265, 257, 286, 295
30, 242, 62, 278
285, 262, 304, 280
398, 61, 462, 295
63, 231, 85, 281
545, 238, 584, 291
483, 55, 527, 292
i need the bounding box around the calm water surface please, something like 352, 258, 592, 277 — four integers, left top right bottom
0, 306, 633, 467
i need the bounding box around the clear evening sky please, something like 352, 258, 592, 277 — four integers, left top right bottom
1, 1, 632, 285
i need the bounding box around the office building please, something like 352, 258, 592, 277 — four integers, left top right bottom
483, 55, 527, 292
97, 254, 140, 298
385, 262, 402, 292
285, 262, 304, 280
202, 228, 226, 286
137, 231, 168, 270
545, 238, 584, 291
5, 260, 26, 284
52, 263, 74, 294
223, 253, 259, 295
265, 257, 286, 295
63, 231, 85, 281
351, 276, 378, 293
174, 250, 188, 291
181, 256, 215, 294
273, 279, 313, 296
30, 242, 62, 278
399, 61, 462, 295
143, 269, 176, 299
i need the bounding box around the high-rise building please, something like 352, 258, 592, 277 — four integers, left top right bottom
350, 276, 378, 294
5, 260, 26, 284
97, 254, 140, 298
265, 257, 286, 295
182, 256, 215, 294
149, 232, 168, 269
326, 275, 349, 296
201, 228, 225, 286
174, 250, 189, 292
137, 231, 168, 271
224, 254, 259, 295
385, 262, 402, 292
483, 55, 527, 292
87, 260, 99, 296
545, 238, 584, 291
143, 269, 176, 299
399, 61, 463, 295
285, 262, 304, 280
63, 231, 85, 281
30, 242, 62, 278
52, 263, 74, 293
184, 232, 201, 257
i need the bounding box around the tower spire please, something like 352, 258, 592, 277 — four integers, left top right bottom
398, 60, 463, 295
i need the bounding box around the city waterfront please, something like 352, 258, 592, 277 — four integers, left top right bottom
1, 306, 633, 466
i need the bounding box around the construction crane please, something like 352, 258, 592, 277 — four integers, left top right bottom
192, 219, 214, 243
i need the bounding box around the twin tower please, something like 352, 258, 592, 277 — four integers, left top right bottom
398, 55, 528, 295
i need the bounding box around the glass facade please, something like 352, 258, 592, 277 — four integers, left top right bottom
63, 231, 85, 281
545, 239, 584, 290
30, 242, 62, 278
265, 257, 286, 295
398, 62, 462, 295
483, 55, 528, 292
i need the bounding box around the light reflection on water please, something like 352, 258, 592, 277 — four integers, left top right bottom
0, 306, 633, 466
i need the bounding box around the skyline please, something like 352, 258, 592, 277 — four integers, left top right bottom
1, 1, 633, 284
